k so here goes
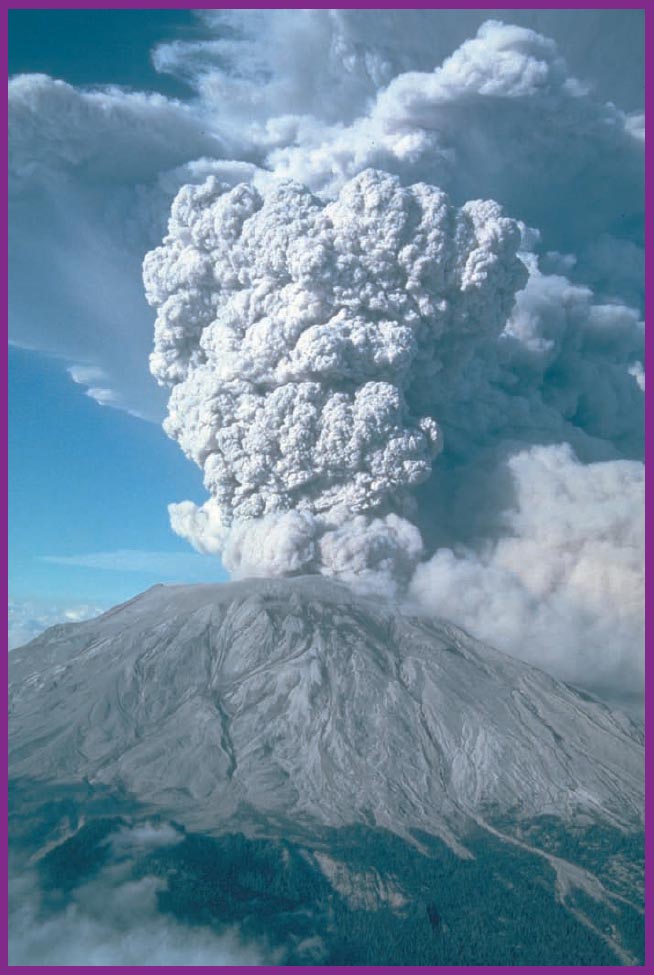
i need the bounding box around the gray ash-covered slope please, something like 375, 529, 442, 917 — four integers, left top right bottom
9, 577, 645, 965
9, 576, 642, 837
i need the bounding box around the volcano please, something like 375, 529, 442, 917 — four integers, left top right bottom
8, 577, 645, 965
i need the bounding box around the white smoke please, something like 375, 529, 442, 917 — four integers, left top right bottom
144, 168, 527, 589
264, 20, 643, 260
144, 159, 643, 704
409, 444, 644, 709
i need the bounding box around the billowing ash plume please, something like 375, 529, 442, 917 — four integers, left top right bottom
6, 11, 642, 707
143, 169, 527, 589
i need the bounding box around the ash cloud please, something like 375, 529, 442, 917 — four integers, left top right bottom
144, 170, 643, 707
8, 12, 644, 708
265, 20, 643, 262
144, 169, 527, 591
9, 14, 644, 416
409, 444, 644, 711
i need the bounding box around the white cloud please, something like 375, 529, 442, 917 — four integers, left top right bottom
9, 821, 270, 966
8, 13, 643, 416
39, 549, 228, 580
8, 73, 250, 421
144, 168, 526, 588
158, 10, 644, 121
8, 599, 104, 649
267, 21, 643, 263
409, 444, 644, 713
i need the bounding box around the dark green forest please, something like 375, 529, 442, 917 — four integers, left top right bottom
32, 815, 644, 966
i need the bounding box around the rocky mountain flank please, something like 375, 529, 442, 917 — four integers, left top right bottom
9, 577, 645, 965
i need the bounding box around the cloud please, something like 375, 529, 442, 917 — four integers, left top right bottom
67, 365, 121, 408
8, 13, 643, 416
9, 12, 644, 707
144, 163, 643, 703
428, 253, 644, 464
409, 444, 644, 713
9, 822, 269, 966
8, 73, 254, 420
156, 10, 645, 123
144, 168, 527, 590
144, 163, 642, 586
39, 548, 228, 580
268, 21, 643, 262
8, 599, 104, 650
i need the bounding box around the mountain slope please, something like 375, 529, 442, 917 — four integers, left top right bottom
9, 577, 642, 839
8, 577, 644, 965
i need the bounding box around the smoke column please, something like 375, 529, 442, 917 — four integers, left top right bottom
139, 18, 643, 709
144, 169, 527, 590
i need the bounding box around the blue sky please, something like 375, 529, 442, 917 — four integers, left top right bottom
8, 346, 227, 610
8, 9, 229, 625
7, 9, 197, 96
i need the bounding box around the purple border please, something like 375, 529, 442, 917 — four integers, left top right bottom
2, 1, 651, 973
